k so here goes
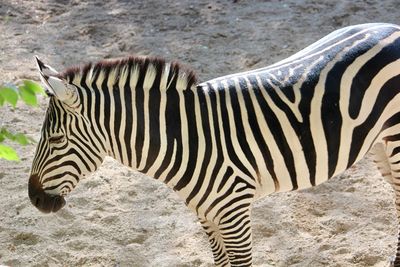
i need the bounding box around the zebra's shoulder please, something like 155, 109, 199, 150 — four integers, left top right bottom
58, 56, 198, 91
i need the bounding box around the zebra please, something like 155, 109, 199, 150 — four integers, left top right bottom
28, 23, 400, 266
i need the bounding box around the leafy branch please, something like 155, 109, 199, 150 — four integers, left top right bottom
0, 80, 45, 161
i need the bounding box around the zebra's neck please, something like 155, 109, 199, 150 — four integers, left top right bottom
66, 57, 198, 187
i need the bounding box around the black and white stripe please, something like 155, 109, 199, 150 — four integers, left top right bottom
29, 23, 400, 266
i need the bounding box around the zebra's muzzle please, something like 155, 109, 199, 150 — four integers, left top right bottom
28, 174, 66, 213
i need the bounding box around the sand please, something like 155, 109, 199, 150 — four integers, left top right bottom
0, 1, 399, 266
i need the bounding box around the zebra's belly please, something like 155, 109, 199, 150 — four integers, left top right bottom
255, 155, 330, 196
256, 129, 382, 197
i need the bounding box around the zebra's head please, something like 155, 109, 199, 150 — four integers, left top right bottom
29, 57, 106, 213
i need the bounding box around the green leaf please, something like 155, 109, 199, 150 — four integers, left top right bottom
23, 80, 45, 95
19, 84, 38, 106
0, 86, 19, 107
0, 94, 4, 106
0, 144, 19, 161
13, 133, 30, 145
0, 128, 32, 145
0, 128, 12, 140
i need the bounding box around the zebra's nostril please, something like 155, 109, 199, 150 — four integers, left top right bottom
35, 196, 40, 207
29, 174, 42, 206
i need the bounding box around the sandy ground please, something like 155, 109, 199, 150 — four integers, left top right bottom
1, 0, 400, 266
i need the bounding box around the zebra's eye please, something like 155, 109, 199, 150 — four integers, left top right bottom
48, 135, 65, 144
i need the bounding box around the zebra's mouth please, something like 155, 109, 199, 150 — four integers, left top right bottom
28, 174, 66, 213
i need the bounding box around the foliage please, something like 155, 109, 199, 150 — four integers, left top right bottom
0, 81, 45, 161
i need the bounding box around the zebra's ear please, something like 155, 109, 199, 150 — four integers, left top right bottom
35, 56, 78, 104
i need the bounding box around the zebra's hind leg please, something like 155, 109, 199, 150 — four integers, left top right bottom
373, 142, 400, 266
372, 143, 395, 185
200, 205, 253, 267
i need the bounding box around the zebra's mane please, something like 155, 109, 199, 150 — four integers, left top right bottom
59, 56, 197, 91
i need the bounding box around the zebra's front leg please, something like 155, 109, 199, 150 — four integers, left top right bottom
200, 206, 253, 267
200, 219, 231, 266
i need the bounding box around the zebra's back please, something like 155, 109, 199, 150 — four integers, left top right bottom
199, 23, 400, 195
